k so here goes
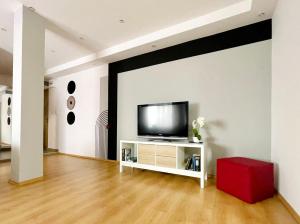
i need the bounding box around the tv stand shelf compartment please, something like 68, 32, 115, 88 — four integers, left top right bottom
120, 140, 207, 188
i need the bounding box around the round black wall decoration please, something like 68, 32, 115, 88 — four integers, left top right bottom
67, 112, 75, 125
67, 96, 76, 110
8, 97, 11, 106
7, 117, 11, 125
67, 81, 76, 94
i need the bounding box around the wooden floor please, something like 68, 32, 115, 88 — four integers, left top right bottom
0, 155, 297, 224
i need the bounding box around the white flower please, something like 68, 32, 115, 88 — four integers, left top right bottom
197, 117, 205, 128
192, 120, 198, 129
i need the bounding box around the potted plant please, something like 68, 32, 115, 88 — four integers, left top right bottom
192, 117, 205, 143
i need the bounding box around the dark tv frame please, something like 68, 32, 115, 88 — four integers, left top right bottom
137, 101, 189, 140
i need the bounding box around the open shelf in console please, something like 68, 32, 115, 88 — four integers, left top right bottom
120, 141, 137, 163
177, 146, 201, 172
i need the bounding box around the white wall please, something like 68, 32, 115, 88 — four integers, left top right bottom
272, 0, 300, 214
48, 64, 108, 157
118, 40, 271, 173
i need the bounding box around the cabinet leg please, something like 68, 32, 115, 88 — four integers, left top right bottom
200, 177, 205, 189
120, 164, 123, 173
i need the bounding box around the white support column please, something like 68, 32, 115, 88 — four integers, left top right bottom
200, 144, 205, 189
11, 6, 45, 183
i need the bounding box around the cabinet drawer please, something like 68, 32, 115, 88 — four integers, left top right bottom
156, 156, 176, 168
138, 154, 155, 165
138, 144, 156, 155
156, 145, 176, 157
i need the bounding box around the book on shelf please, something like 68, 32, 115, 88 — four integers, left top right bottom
122, 148, 125, 161
185, 157, 192, 170
193, 154, 201, 172
122, 147, 132, 161
185, 154, 201, 172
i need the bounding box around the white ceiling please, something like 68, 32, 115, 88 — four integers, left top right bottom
0, 0, 277, 78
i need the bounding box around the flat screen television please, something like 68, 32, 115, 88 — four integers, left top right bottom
137, 101, 189, 140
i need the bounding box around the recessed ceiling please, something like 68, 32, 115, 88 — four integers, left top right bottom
22, 0, 241, 49
0, 0, 277, 78
45, 30, 92, 68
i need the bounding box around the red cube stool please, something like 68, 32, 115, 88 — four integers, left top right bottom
217, 157, 274, 203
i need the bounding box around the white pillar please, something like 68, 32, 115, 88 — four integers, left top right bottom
11, 6, 45, 183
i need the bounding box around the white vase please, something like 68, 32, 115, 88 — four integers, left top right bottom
192, 137, 200, 143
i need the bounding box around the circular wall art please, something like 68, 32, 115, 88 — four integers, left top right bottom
7, 117, 11, 125
67, 112, 75, 125
67, 96, 76, 110
8, 97, 11, 106
7, 107, 11, 116
67, 81, 76, 94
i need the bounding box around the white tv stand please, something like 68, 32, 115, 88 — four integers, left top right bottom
120, 140, 207, 188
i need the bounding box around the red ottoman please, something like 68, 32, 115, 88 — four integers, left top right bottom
217, 157, 274, 203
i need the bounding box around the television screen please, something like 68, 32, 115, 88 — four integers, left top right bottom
137, 101, 188, 139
